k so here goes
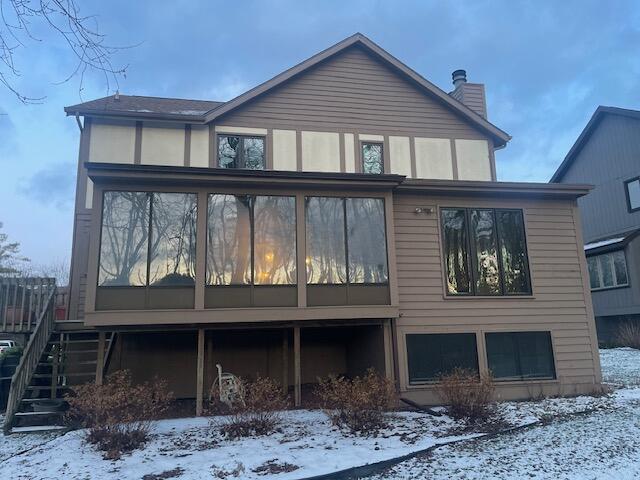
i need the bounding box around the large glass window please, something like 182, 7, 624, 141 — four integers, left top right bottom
587, 250, 629, 290
626, 177, 640, 212
98, 192, 197, 287
362, 142, 384, 174
441, 208, 531, 296
406, 333, 479, 383
218, 135, 265, 170
485, 331, 555, 380
206, 194, 296, 285
305, 197, 388, 284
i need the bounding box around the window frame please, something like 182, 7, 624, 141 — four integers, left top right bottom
360, 141, 385, 174
624, 176, 640, 213
484, 331, 557, 382
216, 134, 266, 170
440, 207, 532, 297
97, 190, 198, 290
304, 196, 389, 286
587, 249, 630, 291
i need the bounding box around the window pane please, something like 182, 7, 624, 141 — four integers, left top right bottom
470, 209, 501, 295
218, 135, 239, 168
362, 143, 383, 174
612, 251, 629, 286
497, 210, 531, 294
253, 196, 297, 285
486, 332, 555, 380
206, 194, 252, 285
242, 138, 265, 170
587, 257, 600, 289
627, 179, 640, 210
441, 209, 471, 294
407, 333, 478, 383
99, 192, 150, 286
148, 193, 197, 286
305, 197, 346, 284
346, 198, 388, 283
600, 254, 614, 288
517, 332, 555, 379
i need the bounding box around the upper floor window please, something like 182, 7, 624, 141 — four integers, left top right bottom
305, 197, 388, 284
206, 194, 296, 286
587, 250, 628, 291
218, 135, 265, 170
362, 142, 384, 174
98, 191, 197, 287
625, 177, 640, 212
441, 208, 531, 296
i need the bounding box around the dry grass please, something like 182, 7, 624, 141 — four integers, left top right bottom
316, 368, 397, 435
615, 322, 640, 349
66, 370, 173, 459
436, 368, 495, 421
217, 376, 289, 439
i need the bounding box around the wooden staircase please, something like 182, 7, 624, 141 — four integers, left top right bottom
8, 330, 114, 433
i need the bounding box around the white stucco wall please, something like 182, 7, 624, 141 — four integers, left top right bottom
88, 120, 136, 164
140, 125, 185, 166
272, 129, 297, 171
389, 136, 412, 177
414, 137, 453, 179
190, 125, 209, 168
301, 131, 340, 172
344, 133, 355, 173
455, 139, 491, 181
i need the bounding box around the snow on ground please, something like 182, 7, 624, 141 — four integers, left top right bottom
1, 348, 638, 479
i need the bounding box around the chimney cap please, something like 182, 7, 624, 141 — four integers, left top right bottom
452, 69, 467, 87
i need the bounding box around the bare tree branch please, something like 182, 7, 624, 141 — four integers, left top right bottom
0, 0, 131, 103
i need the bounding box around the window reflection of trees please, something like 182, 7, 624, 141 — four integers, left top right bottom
471, 210, 500, 295
99, 192, 150, 286
497, 211, 530, 294
346, 198, 388, 283
218, 136, 265, 170
206, 194, 296, 286
305, 197, 347, 284
362, 143, 383, 174
442, 209, 470, 294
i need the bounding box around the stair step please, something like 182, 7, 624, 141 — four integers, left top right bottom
15, 411, 63, 417
49, 339, 99, 345
11, 425, 66, 433
60, 349, 99, 355
25, 385, 73, 391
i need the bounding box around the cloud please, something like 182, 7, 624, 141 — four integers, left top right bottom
19, 162, 76, 210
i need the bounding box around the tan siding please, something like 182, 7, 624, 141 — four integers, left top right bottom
393, 193, 600, 399
219, 46, 487, 139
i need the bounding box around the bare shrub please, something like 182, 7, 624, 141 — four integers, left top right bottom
436, 368, 495, 421
218, 376, 288, 439
316, 368, 397, 435
66, 370, 173, 459
615, 322, 640, 349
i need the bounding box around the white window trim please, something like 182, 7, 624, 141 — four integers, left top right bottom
589, 250, 629, 291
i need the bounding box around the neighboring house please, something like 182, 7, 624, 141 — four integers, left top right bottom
551, 106, 640, 345
1, 33, 602, 431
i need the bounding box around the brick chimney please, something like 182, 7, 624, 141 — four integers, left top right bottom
449, 69, 488, 119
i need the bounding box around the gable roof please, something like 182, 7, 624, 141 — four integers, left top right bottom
551, 106, 640, 182
65, 33, 510, 147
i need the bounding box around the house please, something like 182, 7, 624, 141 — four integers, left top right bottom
551, 106, 640, 344
2, 33, 602, 432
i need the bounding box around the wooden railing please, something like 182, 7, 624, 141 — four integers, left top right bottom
0, 278, 56, 333
3, 287, 56, 433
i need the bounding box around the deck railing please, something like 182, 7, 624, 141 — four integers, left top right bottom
0, 278, 56, 333
3, 287, 56, 432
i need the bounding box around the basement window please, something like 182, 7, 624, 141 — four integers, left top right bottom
485, 331, 556, 381
406, 333, 479, 383
218, 135, 265, 170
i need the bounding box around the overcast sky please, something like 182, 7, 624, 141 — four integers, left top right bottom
1, 0, 639, 267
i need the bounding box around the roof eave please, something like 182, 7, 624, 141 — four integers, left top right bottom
64, 108, 208, 124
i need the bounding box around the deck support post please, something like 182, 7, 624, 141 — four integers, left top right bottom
95, 331, 106, 386
196, 328, 205, 416
282, 330, 289, 395
382, 320, 394, 382
294, 326, 301, 407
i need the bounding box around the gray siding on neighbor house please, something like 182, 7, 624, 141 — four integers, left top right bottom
560, 114, 640, 319
560, 115, 640, 242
